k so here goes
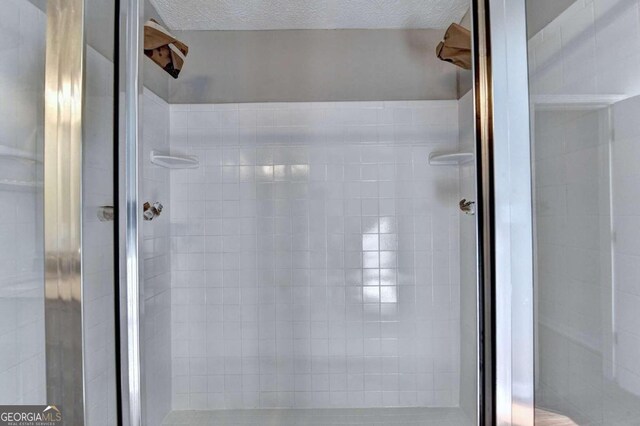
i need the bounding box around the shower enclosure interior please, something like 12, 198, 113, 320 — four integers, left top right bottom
138, 3, 479, 424
3, 0, 640, 425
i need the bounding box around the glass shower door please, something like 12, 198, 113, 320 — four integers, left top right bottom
526, 0, 640, 424
0, 0, 118, 424
0, 0, 47, 406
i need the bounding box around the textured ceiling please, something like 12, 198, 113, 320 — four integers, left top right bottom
149, 0, 469, 31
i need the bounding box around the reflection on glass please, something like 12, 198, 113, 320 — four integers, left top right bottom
0, 0, 46, 406
527, 0, 640, 423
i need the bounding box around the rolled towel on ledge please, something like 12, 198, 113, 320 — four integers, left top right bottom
144, 19, 189, 79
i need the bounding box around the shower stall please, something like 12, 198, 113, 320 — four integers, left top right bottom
2, 0, 640, 425
136, 9, 482, 423
130, 2, 493, 423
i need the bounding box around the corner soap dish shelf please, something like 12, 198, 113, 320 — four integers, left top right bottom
428, 152, 474, 166
150, 150, 199, 169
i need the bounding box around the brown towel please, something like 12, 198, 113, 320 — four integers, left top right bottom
144, 19, 189, 79
436, 23, 471, 70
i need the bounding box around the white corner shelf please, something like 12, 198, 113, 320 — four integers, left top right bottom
429, 151, 474, 166
150, 150, 199, 169
0, 144, 41, 163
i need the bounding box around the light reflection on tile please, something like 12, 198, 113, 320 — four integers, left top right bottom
380, 234, 398, 251
255, 165, 274, 181
291, 164, 309, 180
380, 269, 397, 287
379, 252, 396, 269
379, 217, 397, 234
381, 287, 398, 304
363, 252, 380, 269
362, 217, 379, 234
363, 269, 381, 286
363, 287, 381, 303
362, 234, 379, 251
169, 100, 461, 410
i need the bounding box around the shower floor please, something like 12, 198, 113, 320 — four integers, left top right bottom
162, 407, 473, 426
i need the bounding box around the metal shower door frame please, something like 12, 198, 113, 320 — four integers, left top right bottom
117, 0, 144, 424
472, 0, 535, 424
44, 0, 86, 423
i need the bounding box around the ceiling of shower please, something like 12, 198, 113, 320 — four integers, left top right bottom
149, 0, 469, 31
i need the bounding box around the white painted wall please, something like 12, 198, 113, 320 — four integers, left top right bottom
168, 100, 462, 410
169, 29, 459, 104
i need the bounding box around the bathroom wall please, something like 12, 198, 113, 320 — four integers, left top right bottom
457, 91, 476, 421
533, 107, 613, 421
611, 94, 640, 397
169, 30, 458, 104
529, 0, 640, 422
141, 88, 173, 425
168, 100, 461, 409
528, 0, 640, 98
0, 0, 46, 405
526, 0, 576, 38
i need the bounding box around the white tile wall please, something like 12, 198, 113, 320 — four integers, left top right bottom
533, 108, 613, 421
142, 88, 173, 426
162, 406, 472, 425
530, 0, 640, 422
528, 0, 640, 97
169, 100, 462, 410
0, 0, 46, 405
83, 46, 117, 425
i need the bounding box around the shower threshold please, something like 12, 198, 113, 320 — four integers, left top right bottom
162, 407, 472, 426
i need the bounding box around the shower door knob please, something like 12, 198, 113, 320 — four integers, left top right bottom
459, 199, 475, 215
97, 206, 114, 222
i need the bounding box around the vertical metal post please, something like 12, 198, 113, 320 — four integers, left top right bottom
44, 0, 86, 423
119, 0, 144, 424
471, 1, 495, 423
472, 0, 535, 424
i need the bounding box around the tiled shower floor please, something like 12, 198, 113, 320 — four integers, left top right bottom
162, 407, 473, 426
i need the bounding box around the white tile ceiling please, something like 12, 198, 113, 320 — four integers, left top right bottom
149, 0, 469, 31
